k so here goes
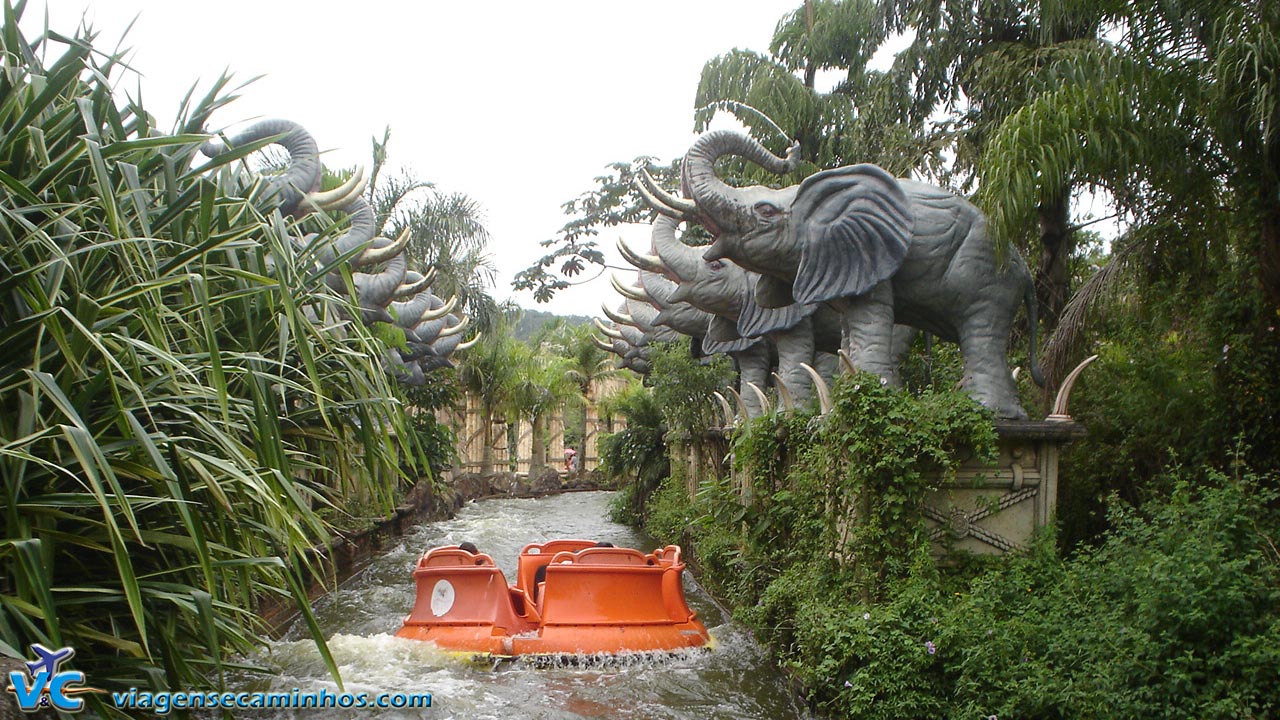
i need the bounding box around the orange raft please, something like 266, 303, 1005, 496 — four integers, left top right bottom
395, 540, 712, 657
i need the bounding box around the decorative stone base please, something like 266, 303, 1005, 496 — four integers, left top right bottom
924, 420, 1085, 555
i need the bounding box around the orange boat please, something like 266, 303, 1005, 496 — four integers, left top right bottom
395, 540, 712, 657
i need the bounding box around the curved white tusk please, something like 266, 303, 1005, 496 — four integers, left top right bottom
1011, 366, 1022, 382
358, 227, 411, 266
419, 295, 459, 323
303, 166, 367, 211
800, 363, 832, 415
602, 303, 636, 327
745, 382, 772, 416
437, 315, 470, 338
713, 391, 736, 427
617, 236, 666, 274
593, 317, 626, 341
633, 179, 686, 220
772, 373, 795, 412
395, 271, 432, 299
726, 387, 749, 420
455, 332, 483, 351
610, 275, 648, 302
592, 334, 617, 353
1048, 354, 1098, 421
637, 168, 697, 215
838, 349, 858, 375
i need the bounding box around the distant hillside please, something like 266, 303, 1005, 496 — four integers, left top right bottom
512, 308, 593, 342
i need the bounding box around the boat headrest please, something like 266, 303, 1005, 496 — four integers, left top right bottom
419, 547, 496, 568
560, 547, 651, 566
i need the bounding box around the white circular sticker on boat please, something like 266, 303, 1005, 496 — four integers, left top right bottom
430, 579, 455, 617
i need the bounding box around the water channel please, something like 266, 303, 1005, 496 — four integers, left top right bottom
233, 491, 812, 719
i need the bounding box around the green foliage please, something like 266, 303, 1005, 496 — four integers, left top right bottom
647, 343, 734, 438
601, 385, 669, 525
0, 7, 418, 707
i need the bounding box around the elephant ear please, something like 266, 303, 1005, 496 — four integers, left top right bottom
738, 275, 818, 338
754, 274, 795, 308
702, 335, 763, 355
790, 164, 912, 305
706, 315, 742, 344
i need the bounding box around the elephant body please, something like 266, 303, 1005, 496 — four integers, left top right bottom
670, 130, 1040, 419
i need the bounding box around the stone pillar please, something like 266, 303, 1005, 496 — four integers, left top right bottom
923, 421, 1085, 556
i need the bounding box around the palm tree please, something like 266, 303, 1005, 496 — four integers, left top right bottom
365, 128, 503, 333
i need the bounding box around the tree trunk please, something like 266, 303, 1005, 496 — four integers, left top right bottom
479, 407, 494, 475
529, 413, 546, 474
1036, 192, 1074, 332
1260, 197, 1280, 312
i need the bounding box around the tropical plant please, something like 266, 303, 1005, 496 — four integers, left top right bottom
0, 8, 416, 709
366, 127, 504, 332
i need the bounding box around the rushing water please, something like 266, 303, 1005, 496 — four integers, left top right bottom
229, 491, 811, 719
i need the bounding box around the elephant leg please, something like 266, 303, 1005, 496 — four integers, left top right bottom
767, 318, 816, 408
889, 324, 918, 369
834, 283, 899, 385
814, 351, 838, 388
733, 344, 772, 418
957, 313, 1027, 420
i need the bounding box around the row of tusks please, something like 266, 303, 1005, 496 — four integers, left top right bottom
304, 171, 479, 352
700, 353, 1099, 428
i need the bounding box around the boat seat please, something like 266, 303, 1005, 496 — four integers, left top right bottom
571, 547, 650, 566
418, 547, 495, 568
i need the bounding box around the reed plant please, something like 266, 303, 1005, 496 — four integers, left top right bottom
1, 5, 419, 706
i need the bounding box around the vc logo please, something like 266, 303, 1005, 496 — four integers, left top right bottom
5, 644, 98, 713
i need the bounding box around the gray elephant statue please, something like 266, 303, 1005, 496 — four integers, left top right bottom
639, 130, 1042, 419
201, 119, 478, 381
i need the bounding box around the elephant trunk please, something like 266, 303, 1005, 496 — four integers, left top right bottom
639, 272, 675, 309
682, 130, 799, 235
202, 119, 321, 215
652, 215, 700, 281
315, 195, 378, 267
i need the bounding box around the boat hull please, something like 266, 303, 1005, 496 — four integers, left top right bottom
395, 541, 712, 658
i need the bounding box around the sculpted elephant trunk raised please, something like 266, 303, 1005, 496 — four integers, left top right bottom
682, 130, 800, 238
201, 119, 322, 216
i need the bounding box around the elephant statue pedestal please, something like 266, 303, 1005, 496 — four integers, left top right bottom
922, 420, 1086, 557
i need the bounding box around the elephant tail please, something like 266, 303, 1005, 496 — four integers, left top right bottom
1025, 279, 1046, 387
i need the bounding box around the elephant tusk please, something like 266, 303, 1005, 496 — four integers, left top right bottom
712, 391, 736, 428
601, 304, 636, 327
419, 295, 459, 323
592, 317, 627, 341
394, 271, 432, 300
745, 382, 772, 416
634, 177, 688, 221
1011, 366, 1021, 382
357, 227, 411, 267
303, 166, 368, 212
637, 168, 697, 216
772, 372, 795, 412
726, 387, 750, 421
455, 332, 483, 351
838, 349, 858, 375
610, 275, 648, 302
617, 236, 666, 274
591, 334, 617, 353
800, 362, 833, 415
1048, 354, 1098, 421
437, 315, 470, 338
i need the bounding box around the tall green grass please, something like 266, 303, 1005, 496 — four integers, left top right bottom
1, 4, 420, 707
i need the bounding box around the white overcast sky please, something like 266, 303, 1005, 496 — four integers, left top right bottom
26, 0, 804, 316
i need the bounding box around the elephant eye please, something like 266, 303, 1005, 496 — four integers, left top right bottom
755, 202, 781, 219
707, 260, 724, 271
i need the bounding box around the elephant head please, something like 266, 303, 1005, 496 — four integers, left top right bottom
680, 130, 912, 310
